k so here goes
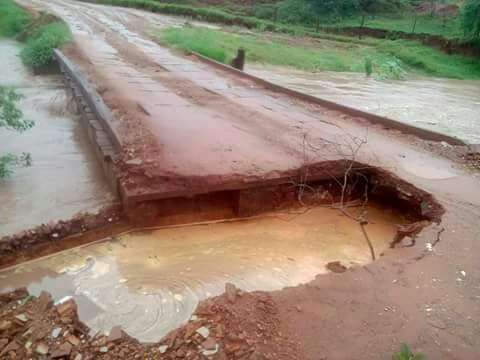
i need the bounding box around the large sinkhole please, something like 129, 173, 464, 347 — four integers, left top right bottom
0, 163, 443, 342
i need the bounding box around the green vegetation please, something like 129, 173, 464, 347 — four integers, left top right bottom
0, 0, 71, 69
20, 22, 71, 68
0, 87, 33, 178
157, 26, 480, 79
462, 0, 480, 38
392, 343, 426, 360
0, 0, 32, 37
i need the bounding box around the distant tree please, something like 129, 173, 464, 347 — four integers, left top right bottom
462, 0, 480, 38
0, 86, 33, 178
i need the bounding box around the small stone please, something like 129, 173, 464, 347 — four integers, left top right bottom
0, 339, 8, 351
125, 158, 142, 166
74, 354, 83, 360
67, 335, 80, 346
52, 233, 59, 239
52, 327, 62, 339
14, 314, 28, 323
225, 283, 237, 304
2, 340, 20, 354
202, 337, 217, 350
51, 342, 72, 358
99, 346, 108, 353
196, 326, 210, 339
295, 305, 302, 312
158, 345, 168, 354
0, 321, 12, 331
35, 342, 49, 355
107, 326, 122, 342
56, 299, 77, 318
37, 291, 53, 313
202, 340, 219, 356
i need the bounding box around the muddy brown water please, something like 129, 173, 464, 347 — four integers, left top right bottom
0, 205, 403, 342
0, 40, 114, 237
248, 66, 480, 144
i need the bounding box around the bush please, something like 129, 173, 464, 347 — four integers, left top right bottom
20, 22, 71, 68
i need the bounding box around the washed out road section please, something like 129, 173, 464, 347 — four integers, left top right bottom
0, 205, 401, 342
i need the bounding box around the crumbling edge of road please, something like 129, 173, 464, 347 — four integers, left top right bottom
189, 51, 466, 146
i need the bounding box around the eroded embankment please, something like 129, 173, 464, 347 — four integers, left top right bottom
0, 161, 444, 268
0, 161, 444, 358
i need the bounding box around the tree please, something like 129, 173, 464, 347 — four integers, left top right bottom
0, 86, 33, 178
462, 0, 480, 38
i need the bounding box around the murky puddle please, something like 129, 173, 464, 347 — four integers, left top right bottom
0, 40, 114, 237
0, 205, 402, 342
248, 65, 480, 144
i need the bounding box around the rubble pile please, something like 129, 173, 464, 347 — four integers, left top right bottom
0, 284, 302, 359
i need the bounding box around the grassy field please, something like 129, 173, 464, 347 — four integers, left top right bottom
156, 26, 480, 80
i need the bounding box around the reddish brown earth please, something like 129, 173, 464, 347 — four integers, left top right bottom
7, 0, 480, 359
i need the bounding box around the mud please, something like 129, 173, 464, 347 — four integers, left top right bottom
0, 40, 114, 237
0, 204, 403, 342
248, 65, 480, 144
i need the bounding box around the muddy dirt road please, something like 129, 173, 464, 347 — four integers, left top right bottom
0, 39, 114, 237
18, 0, 477, 202
8, 0, 480, 359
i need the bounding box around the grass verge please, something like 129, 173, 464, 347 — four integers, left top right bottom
0, 0, 32, 37
0, 0, 71, 69
20, 22, 71, 68
157, 26, 480, 80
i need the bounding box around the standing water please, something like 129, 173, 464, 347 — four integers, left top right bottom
248, 65, 480, 144
0, 40, 114, 237
0, 205, 403, 342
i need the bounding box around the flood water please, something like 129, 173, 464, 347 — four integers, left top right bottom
0, 205, 403, 342
0, 40, 114, 237
248, 65, 480, 144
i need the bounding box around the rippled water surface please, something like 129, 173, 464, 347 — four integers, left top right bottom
248, 65, 480, 144
0, 40, 114, 236
0, 205, 402, 342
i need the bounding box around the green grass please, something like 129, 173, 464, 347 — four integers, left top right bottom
0, 0, 71, 69
20, 22, 71, 68
157, 26, 480, 80
378, 39, 480, 79
0, 0, 32, 37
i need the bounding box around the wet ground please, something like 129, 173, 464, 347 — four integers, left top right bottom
248, 66, 480, 144
0, 40, 114, 237
0, 205, 401, 342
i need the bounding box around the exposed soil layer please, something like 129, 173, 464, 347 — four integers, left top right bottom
0, 161, 444, 269
0, 205, 125, 269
